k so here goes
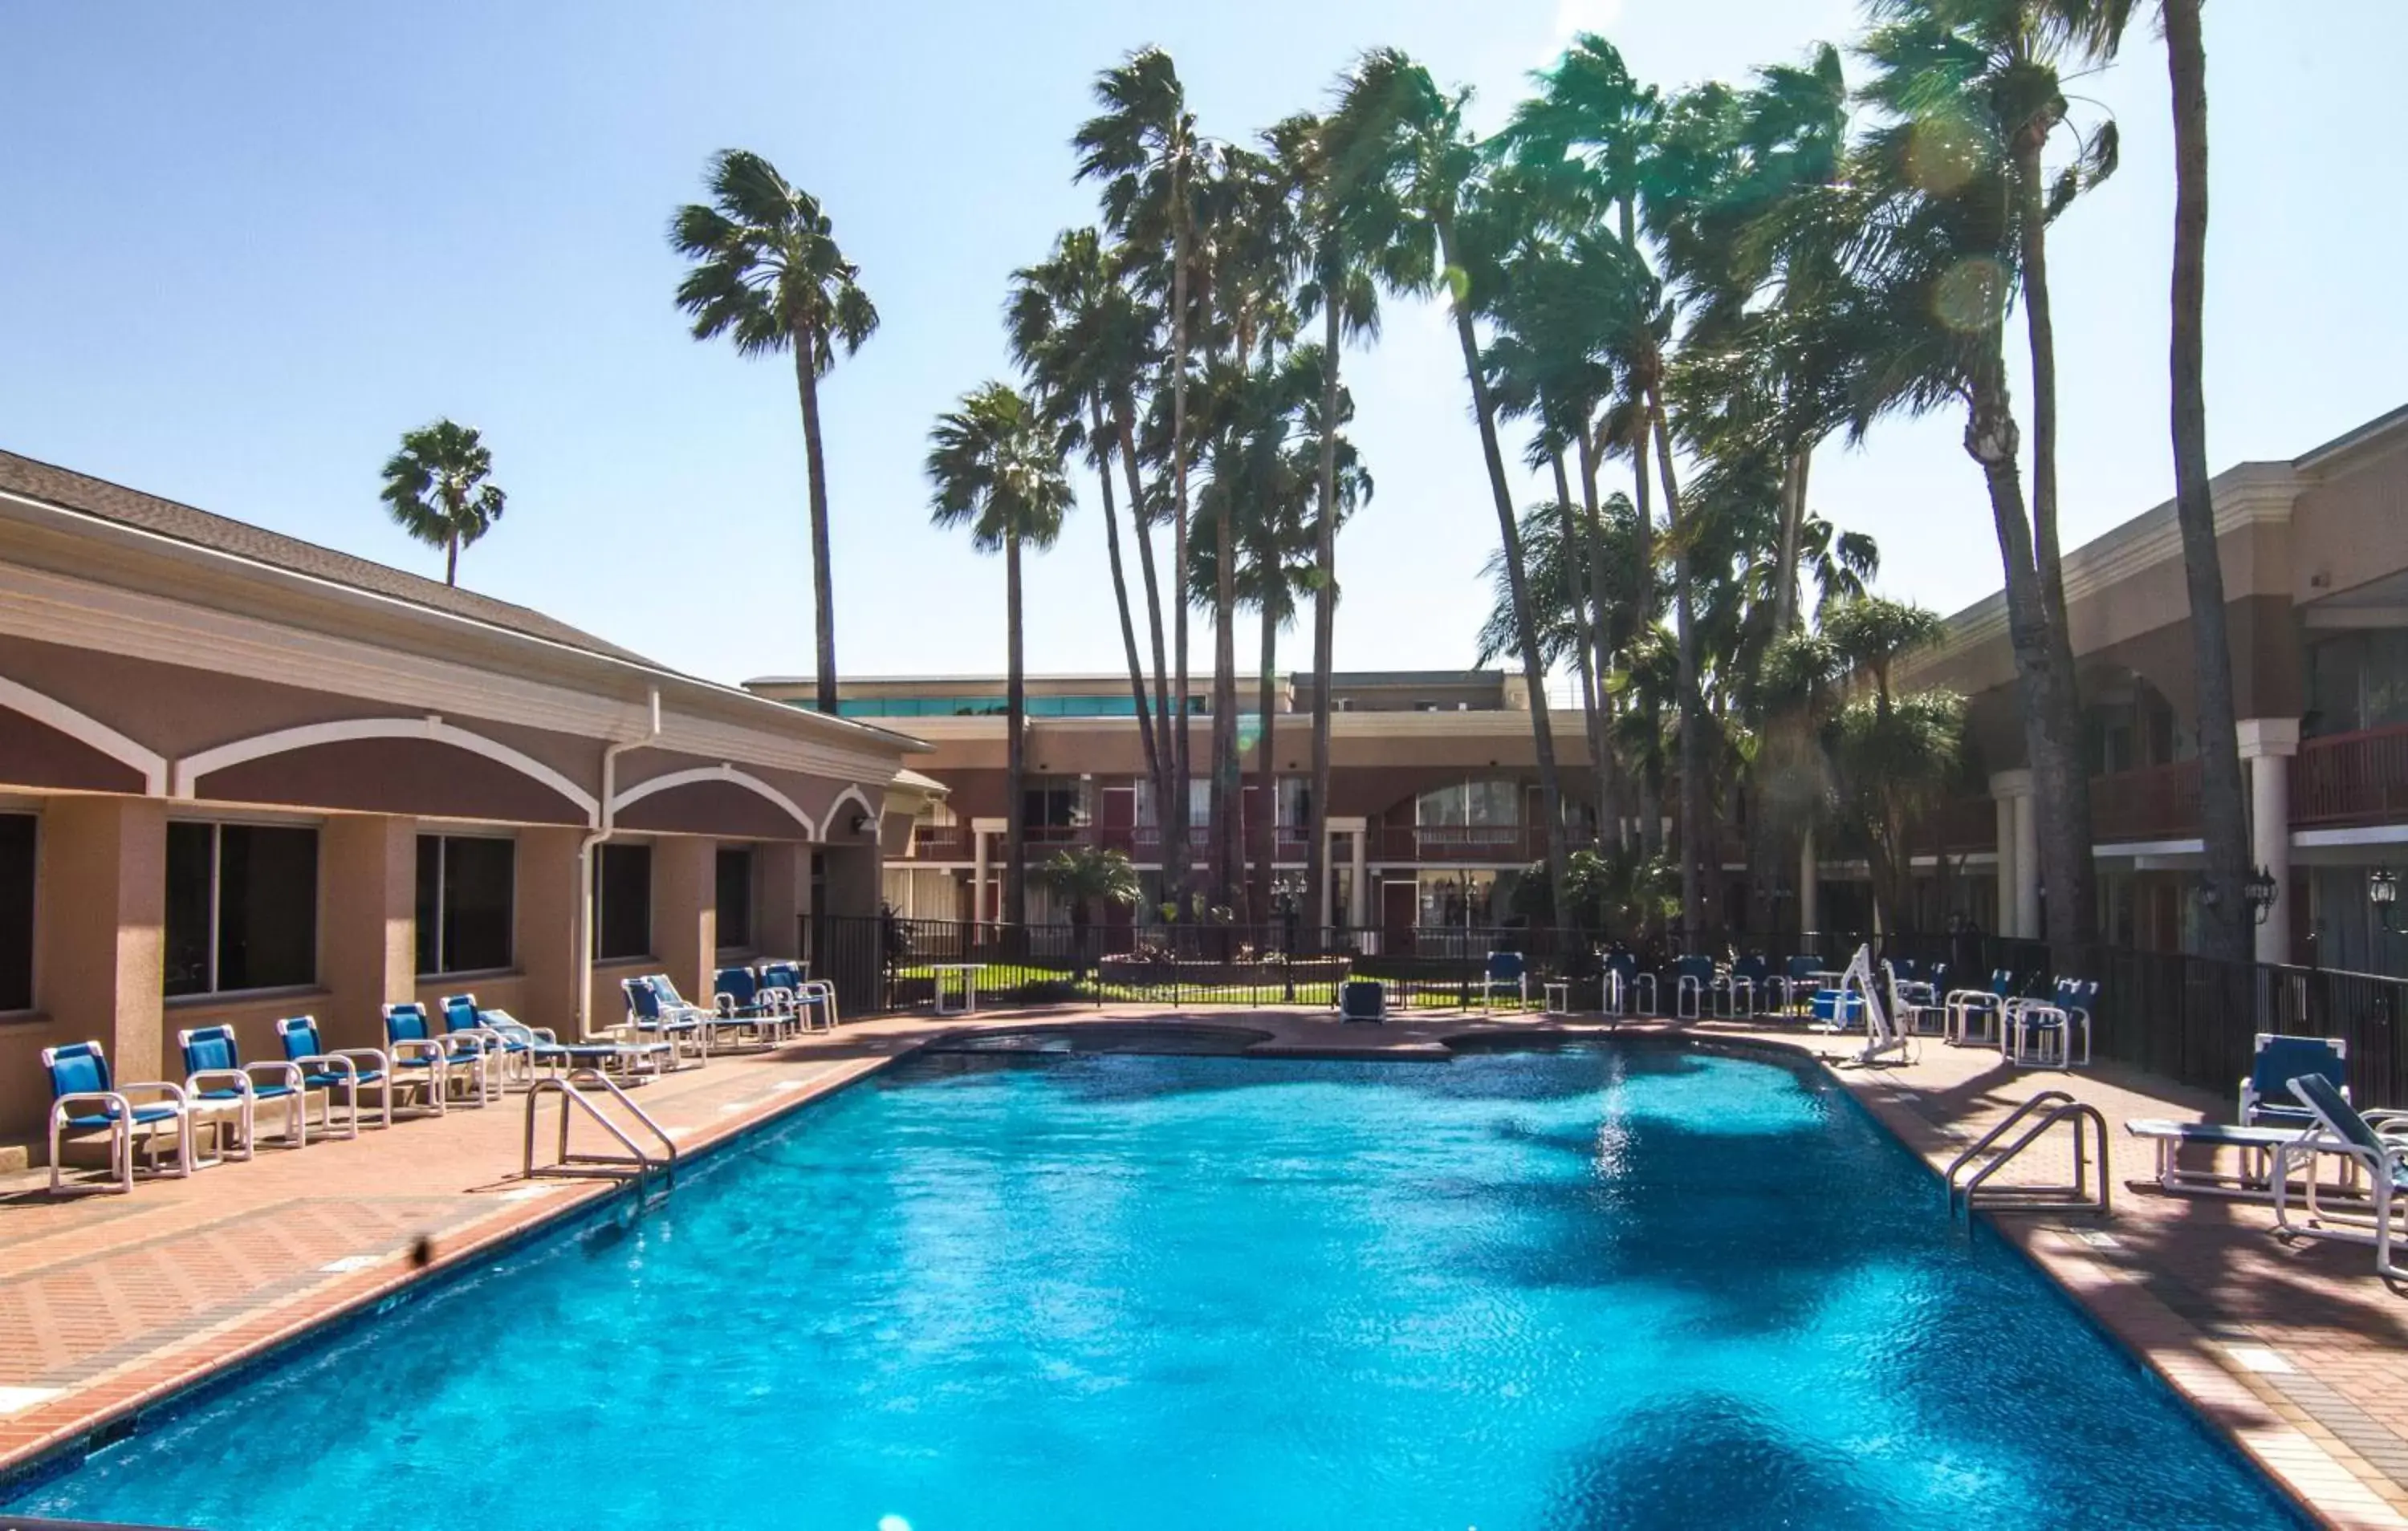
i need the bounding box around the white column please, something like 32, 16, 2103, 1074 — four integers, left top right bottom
2238, 719, 2300, 964
1991, 770, 2037, 939
970, 817, 1002, 930
1346, 819, 1369, 936
1797, 826, 1820, 939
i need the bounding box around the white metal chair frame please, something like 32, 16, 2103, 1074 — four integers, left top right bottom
2272, 1079, 2408, 1280
181, 1050, 310, 1157
47, 1064, 214, 1196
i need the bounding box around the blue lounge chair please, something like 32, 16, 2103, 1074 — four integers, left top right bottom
383, 1002, 490, 1110
1339, 977, 1385, 1023
2241, 1034, 2348, 1128
1671, 954, 1714, 1020
1478, 951, 1528, 1013
759, 960, 837, 1033
1945, 969, 2018, 1046
2005, 977, 2096, 1069
275, 1016, 401, 1134
2272, 1073, 2408, 1279
1884, 962, 1948, 1037
618, 976, 710, 1066
180, 1023, 309, 1155
44, 1040, 218, 1194
714, 966, 801, 1045
1721, 955, 1771, 1017
1604, 952, 1653, 1017
438, 993, 564, 1087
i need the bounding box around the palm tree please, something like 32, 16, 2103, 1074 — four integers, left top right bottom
1272, 108, 1386, 937
2058, 0, 2250, 964
926, 384, 1074, 928
379, 419, 506, 587
1845, 3, 2117, 950
1035, 844, 1143, 931
670, 150, 879, 717
1007, 229, 1169, 808
1331, 47, 1572, 922
1076, 48, 1205, 901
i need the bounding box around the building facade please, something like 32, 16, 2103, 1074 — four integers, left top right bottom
0, 453, 920, 1159
746, 669, 1599, 942
1890, 402, 2408, 976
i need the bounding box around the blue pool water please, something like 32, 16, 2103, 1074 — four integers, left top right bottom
9, 1041, 2296, 1529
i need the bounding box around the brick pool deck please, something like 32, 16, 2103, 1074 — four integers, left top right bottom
2, 1005, 2404, 1529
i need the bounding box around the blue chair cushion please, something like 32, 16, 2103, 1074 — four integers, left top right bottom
63, 1102, 178, 1130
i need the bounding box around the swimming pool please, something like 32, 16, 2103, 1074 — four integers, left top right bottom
6, 1040, 2297, 1529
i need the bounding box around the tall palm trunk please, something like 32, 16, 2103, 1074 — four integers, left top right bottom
1749, 447, 1812, 945
1552, 449, 1605, 880
791, 328, 840, 715
2166, 0, 2251, 965
1576, 428, 1621, 849
2011, 127, 2098, 947
1090, 399, 1161, 791
1646, 392, 1707, 950
1212, 379, 1243, 916
1117, 409, 1180, 875
1253, 595, 1279, 933
1307, 294, 1342, 942
1168, 180, 1194, 912
1965, 349, 2088, 955
1629, 420, 1663, 860
1438, 216, 1570, 920
445, 532, 458, 587
1003, 531, 1027, 928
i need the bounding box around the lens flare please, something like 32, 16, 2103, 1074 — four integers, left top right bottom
1932, 258, 2005, 334
1903, 112, 1982, 196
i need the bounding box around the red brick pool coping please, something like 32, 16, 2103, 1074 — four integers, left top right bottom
2, 1006, 2402, 1529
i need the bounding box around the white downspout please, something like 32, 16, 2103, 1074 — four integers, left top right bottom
575, 686, 661, 1040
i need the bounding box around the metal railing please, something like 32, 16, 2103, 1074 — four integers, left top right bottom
523, 1068, 678, 1185
2293, 722, 2408, 829
1945, 1088, 2112, 1218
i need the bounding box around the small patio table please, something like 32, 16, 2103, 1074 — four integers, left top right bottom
932, 964, 988, 1017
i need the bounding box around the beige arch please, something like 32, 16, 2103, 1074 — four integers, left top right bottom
172, 715, 600, 820
610, 763, 816, 837
0, 674, 169, 794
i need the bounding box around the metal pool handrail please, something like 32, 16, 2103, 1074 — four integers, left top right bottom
523, 1067, 679, 1185
1945, 1088, 2112, 1219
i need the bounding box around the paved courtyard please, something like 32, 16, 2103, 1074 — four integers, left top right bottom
1, 1005, 2403, 1529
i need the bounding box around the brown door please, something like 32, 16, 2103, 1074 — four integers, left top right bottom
1100, 785, 1137, 854
1383, 879, 1418, 955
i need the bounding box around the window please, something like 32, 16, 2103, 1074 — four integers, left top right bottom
1023, 777, 1087, 830
1276, 778, 1312, 830
1414, 779, 1521, 826
592, 843, 652, 960
0, 814, 32, 1011
165, 822, 318, 997
1137, 779, 1211, 829
2306, 631, 2408, 738
415, 835, 515, 976
716, 847, 755, 950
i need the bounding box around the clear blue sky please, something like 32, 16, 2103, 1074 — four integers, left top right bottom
2, 1, 2400, 688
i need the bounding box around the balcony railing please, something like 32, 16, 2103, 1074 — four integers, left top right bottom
2088, 758, 2203, 844
2292, 724, 2408, 830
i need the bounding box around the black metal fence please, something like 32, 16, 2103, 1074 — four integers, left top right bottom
802, 914, 2408, 1109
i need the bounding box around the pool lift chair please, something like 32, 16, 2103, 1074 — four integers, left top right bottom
1812, 945, 1912, 1068
1884, 962, 1950, 1038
